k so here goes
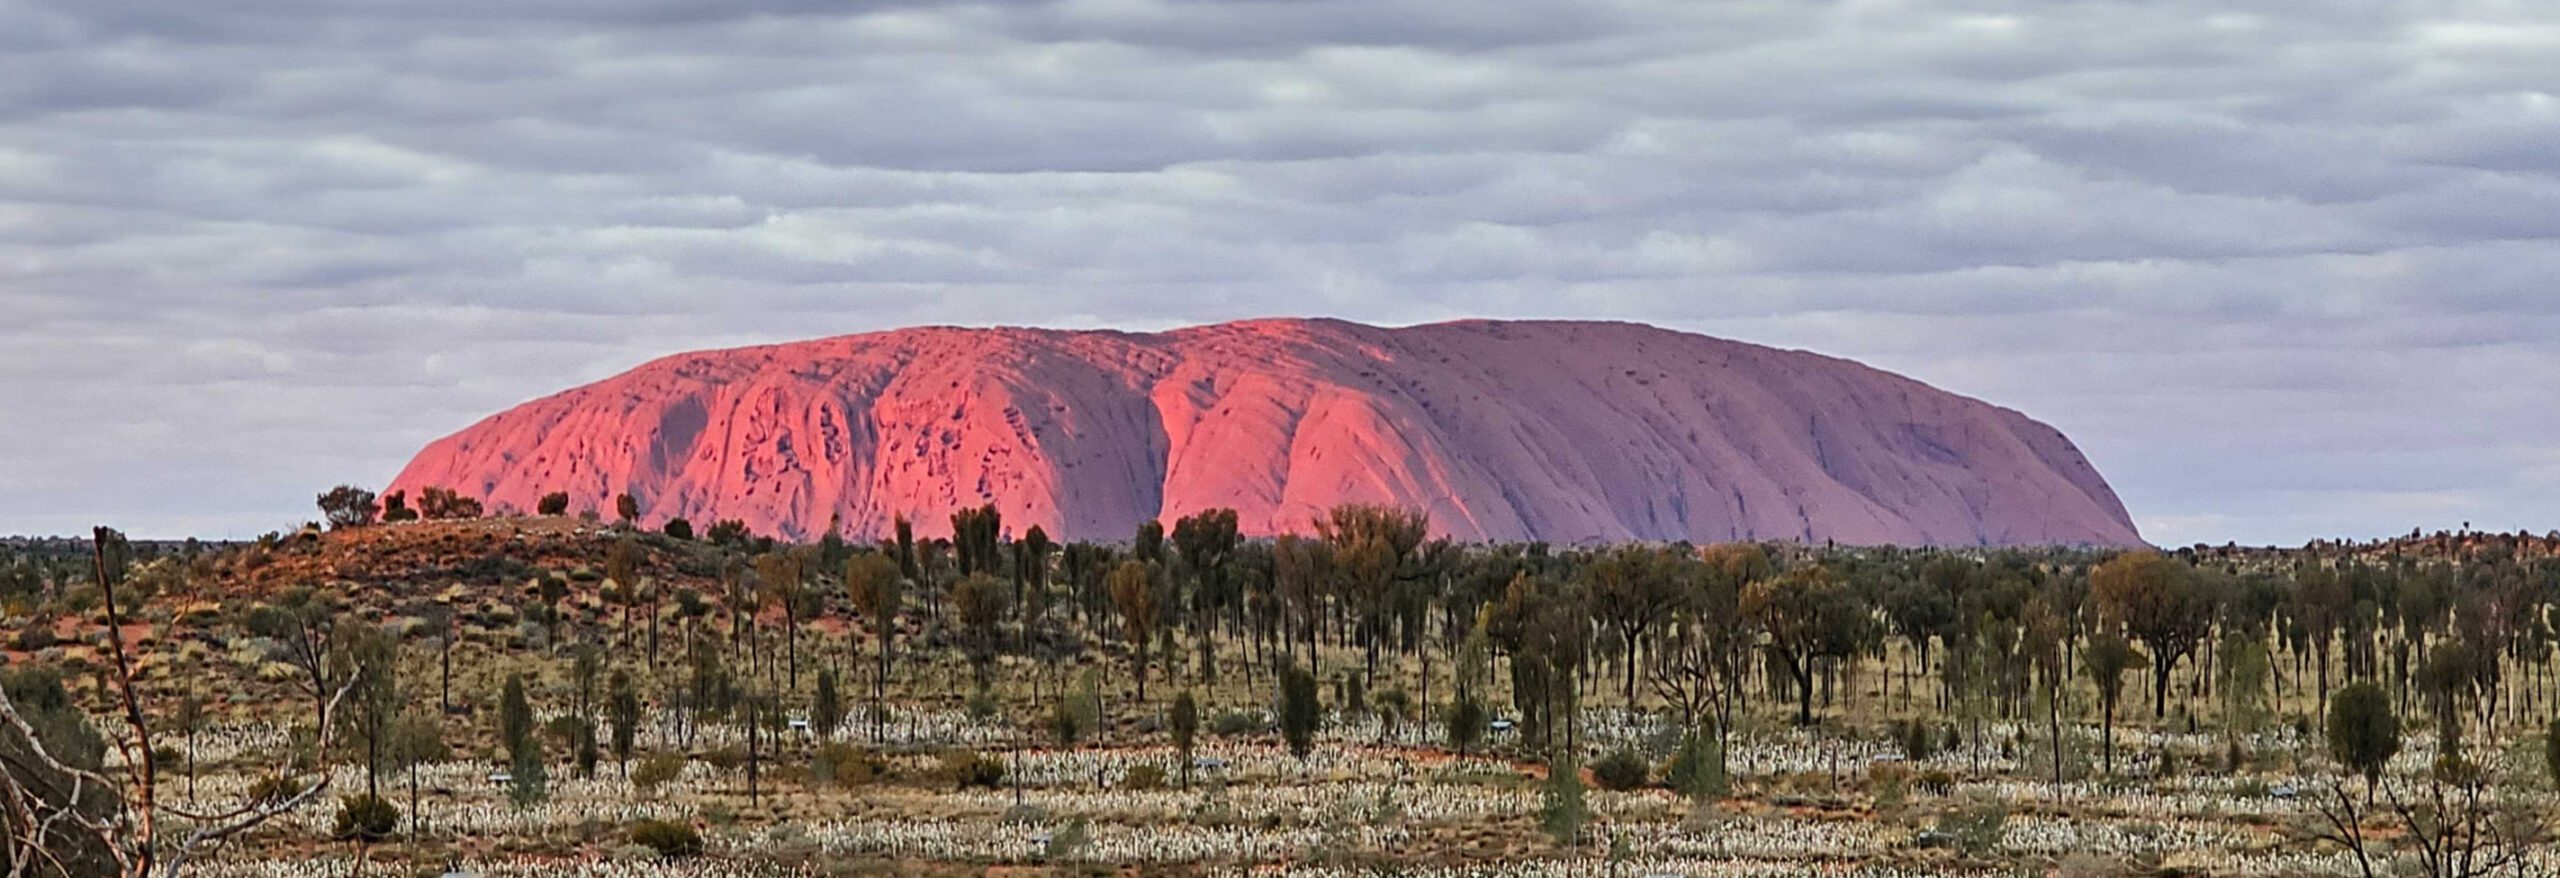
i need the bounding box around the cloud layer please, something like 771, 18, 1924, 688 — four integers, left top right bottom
3, 0, 2556, 544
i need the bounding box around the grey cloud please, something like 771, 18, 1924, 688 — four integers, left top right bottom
3, 0, 2558, 545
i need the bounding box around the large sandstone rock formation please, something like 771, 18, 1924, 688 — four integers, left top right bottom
389, 318, 2140, 546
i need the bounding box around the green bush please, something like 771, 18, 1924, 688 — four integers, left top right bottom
1211, 709, 1264, 737
1050, 698, 1085, 747
1591, 749, 1650, 791
699, 747, 744, 771
331, 794, 398, 843
631, 753, 685, 795
1896, 719, 1938, 762
811, 743, 887, 787
1278, 661, 1322, 758
1444, 696, 1487, 754
629, 818, 703, 859
939, 749, 1005, 789
1663, 731, 1727, 799
1936, 793, 2007, 858
1043, 817, 1092, 859
1538, 755, 1590, 846
1122, 764, 1168, 790
2547, 719, 2560, 789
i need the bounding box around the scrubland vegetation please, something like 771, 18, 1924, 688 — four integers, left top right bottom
4, 489, 2559, 877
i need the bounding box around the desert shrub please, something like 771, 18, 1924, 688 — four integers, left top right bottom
706, 519, 751, 546
1278, 661, 1322, 758
939, 749, 1005, 789
247, 775, 304, 804
332, 794, 399, 843
1538, 754, 1590, 846
700, 747, 745, 771
1916, 768, 1957, 796
966, 688, 999, 721
661, 518, 694, 540
1444, 695, 1486, 754
537, 492, 570, 516
1050, 698, 1086, 747
811, 743, 886, 787
630, 818, 703, 859
1870, 763, 1911, 817
1373, 686, 1410, 733
1044, 818, 1092, 859
508, 748, 549, 809
1663, 731, 1727, 799
1211, 709, 1264, 737
1185, 779, 1237, 826
2547, 718, 2560, 789
1171, 690, 1201, 779
2058, 853, 2124, 878
1935, 793, 2007, 858
1896, 719, 1938, 762
1122, 764, 1168, 790
13, 623, 56, 652
1591, 749, 1650, 791
632, 753, 685, 795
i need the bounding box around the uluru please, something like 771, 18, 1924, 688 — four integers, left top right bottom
388, 318, 2141, 546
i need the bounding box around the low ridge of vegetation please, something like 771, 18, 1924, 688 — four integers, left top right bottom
0, 487, 2555, 876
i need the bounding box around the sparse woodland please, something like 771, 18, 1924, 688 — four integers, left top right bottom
3, 488, 2558, 877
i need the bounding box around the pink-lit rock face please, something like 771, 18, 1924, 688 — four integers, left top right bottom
389, 318, 2141, 546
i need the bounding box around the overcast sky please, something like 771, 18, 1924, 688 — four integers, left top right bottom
4, 0, 2556, 545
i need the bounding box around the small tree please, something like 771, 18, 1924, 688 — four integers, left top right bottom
616, 493, 640, 526
2081, 632, 2138, 776
418, 486, 483, 520
499, 674, 534, 764
508, 741, 548, 810
330, 793, 398, 869
547, 716, 598, 780
845, 553, 903, 742
631, 818, 703, 859
537, 492, 570, 516
1278, 660, 1321, 759
1107, 561, 1160, 703
663, 518, 694, 540
381, 490, 416, 522
813, 667, 844, 742
607, 671, 640, 778
1171, 691, 1200, 789
316, 486, 379, 530
2547, 719, 2560, 789
173, 695, 205, 803
1539, 751, 1590, 847
1445, 694, 1486, 755
1050, 698, 1085, 748
1664, 728, 1725, 799
2327, 682, 2399, 793
384, 706, 447, 853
